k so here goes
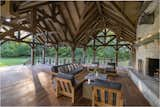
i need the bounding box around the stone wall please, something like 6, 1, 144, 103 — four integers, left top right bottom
135, 1, 160, 75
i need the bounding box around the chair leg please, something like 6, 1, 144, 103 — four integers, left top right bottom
72, 88, 75, 104
92, 89, 95, 106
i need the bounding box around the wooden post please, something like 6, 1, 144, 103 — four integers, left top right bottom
83, 47, 87, 64
31, 46, 35, 65
131, 47, 136, 67
93, 37, 96, 63
55, 45, 59, 65
71, 46, 76, 63
115, 36, 119, 66
30, 8, 36, 65
42, 46, 46, 64
93, 48, 96, 63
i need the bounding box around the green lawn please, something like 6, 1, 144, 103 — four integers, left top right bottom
0, 57, 28, 67
119, 60, 129, 66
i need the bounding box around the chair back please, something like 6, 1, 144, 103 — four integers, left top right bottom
92, 81, 123, 106
56, 77, 73, 97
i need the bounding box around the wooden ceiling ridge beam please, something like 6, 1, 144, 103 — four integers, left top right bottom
107, 2, 136, 31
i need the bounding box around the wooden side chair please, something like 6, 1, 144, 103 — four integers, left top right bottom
92, 80, 123, 106
55, 73, 83, 104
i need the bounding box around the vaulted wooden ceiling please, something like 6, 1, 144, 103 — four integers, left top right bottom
0, 1, 150, 47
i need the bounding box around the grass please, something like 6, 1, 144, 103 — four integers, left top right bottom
0, 57, 28, 67
119, 60, 129, 66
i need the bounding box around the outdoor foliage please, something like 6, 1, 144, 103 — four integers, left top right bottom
0, 41, 130, 61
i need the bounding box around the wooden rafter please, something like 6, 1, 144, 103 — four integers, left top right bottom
57, 4, 74, 41
107, 2, 136, 32
64, 2, 77, 31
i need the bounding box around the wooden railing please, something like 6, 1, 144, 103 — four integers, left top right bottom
35, 57, 114, 65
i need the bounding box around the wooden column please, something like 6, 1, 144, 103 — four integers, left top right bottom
115, 36, 119, 66
31, 46, 35, 65
131, 47, 136, 67
71, 46, 76, 63
42, 46, 46, 64
83, 47, 87, 64
55, 45, 59, 65
30, 8, 36, 65
93, 37, 96, 63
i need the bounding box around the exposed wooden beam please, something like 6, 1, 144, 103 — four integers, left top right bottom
57, 4, 74, 41
87, 43, 130, 47
2, 38, 47, 45
96, 1, 103, 15
48, 20, 63, 42
74, 2, 81, 19
0, 29, 16, 40
20, 33, 31, 40
18, 1, 50, 12
107, 2, 136, 32
64, 2, 77, 31
1, 20, 32, 33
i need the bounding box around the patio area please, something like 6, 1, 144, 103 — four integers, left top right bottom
0, 65, 150, 106
0, 1, 159, 106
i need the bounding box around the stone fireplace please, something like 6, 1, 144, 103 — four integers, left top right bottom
135, 1, 159, 76
129, 1, 160, 106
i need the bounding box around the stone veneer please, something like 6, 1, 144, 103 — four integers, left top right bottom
135, 1, 160, 75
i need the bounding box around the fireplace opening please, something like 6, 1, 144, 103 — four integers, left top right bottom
146, 58, 159, 78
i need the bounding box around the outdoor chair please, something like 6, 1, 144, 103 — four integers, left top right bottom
92, 79, 123, 106
55, 72, 84, 104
